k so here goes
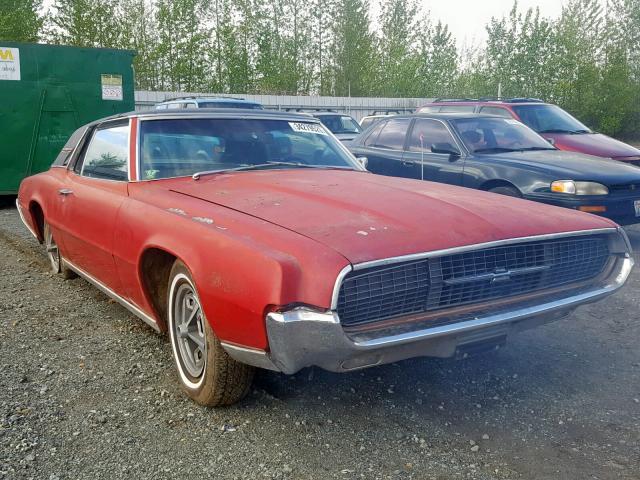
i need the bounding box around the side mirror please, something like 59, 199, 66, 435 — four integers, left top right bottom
356, 156, 368, 170
430, 143, 460, 157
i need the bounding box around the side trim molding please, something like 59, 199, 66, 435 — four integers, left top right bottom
62, 258, 160, 332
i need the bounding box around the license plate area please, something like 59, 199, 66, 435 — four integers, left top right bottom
635, 200, 640, 217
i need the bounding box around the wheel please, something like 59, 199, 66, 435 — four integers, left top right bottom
167, 260, 254, 406
488, 185, 522, 198
43, 221, 76, 279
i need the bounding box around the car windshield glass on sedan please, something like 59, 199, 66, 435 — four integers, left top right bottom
317, 115, 361, 134
512, 104, 591, 134
139, 118, 358, 180
451, 117, 556, 154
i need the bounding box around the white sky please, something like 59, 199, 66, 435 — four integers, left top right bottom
411, 0, 597, 48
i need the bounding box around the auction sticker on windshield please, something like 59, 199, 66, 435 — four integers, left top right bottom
289, 122, 327, 135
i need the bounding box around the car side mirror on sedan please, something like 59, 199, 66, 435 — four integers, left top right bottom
430, 143, 461, 158
356, 156, 368, 170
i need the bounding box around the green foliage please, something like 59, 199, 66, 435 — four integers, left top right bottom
32, 0, 640, 139
0, 0, 42, 42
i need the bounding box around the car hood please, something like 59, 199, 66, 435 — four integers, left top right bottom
476, 149, 640, 185
167, 170, 614, 265
543, 132, 640, 160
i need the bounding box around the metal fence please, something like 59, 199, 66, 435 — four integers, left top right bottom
135, 91, 433, 121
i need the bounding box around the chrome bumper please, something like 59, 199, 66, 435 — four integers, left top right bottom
222, 236, 634, 374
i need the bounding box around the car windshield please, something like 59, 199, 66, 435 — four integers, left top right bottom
451, 117, 556, 154
512, 104, 591, 134
198, 102, 263, 109
139, 118, 358, 180
317, 115, 361, 134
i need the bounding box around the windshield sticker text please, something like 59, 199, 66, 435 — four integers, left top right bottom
289, 122, 327, 135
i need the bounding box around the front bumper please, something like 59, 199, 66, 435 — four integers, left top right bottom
222, 244, 634, 374
525, 192, 640, 224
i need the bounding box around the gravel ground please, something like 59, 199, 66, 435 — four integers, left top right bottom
0, 201, 639, 480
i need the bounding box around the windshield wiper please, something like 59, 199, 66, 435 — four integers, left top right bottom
192, 161, 354, 180
512, 146, 557, 151
538, 128, 591, 134
473, 147, 518, 154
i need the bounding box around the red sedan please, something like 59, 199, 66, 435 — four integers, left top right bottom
17, 110, 634, 406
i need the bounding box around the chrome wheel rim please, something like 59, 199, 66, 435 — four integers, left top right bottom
44, 225, 60, 273
172, 282, 206, 380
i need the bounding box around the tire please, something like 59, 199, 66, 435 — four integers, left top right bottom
488, 185, 522, 198
167, 260, 254, 406
43, 220, 76, 279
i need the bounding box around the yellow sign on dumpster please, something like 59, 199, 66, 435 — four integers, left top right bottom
0, 47, 20, 80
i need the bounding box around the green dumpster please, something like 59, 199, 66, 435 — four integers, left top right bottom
0, 42, 135, 194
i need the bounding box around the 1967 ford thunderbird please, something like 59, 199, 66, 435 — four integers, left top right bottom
17, 109, 634, 406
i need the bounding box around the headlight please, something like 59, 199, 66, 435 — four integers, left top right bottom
551, 180, 609, 195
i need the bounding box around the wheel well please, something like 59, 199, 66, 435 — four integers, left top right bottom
479, 179, 520, 193
139, 248, 177, 332
29, 201, 45, 242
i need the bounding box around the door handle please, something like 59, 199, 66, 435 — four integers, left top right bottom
402, 160, 414, 166
58, 188, 73, 196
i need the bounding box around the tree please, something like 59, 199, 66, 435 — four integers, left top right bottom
0, 0, 42, 41
48, 0, 122, 48
482, 3, 557, 99
375, 0, 422, 96
331, 0, 375, 96
154, 0, 210, 91
415, 21, 458, 97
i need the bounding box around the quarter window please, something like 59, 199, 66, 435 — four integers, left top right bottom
417, 106, 441, 113
438, 105, 475, 113
479, 106, 513, 118
363, 120, 386, 147
373, 118, 411, 150
407, 119, 457, 153
79, 124, 129, 181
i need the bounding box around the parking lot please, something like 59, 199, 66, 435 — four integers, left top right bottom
0, 202, 639, 480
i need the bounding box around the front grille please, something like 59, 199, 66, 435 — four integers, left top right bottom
336, 235, 610, 327
609, 182, 640, 192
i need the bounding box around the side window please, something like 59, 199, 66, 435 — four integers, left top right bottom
77, 124, 129, 181
479, 106, 512, 118
155, 104, 168, 110
185, 102, 198, 109
373, 118, 411, 150
418, 106, 441, 113
363, 120, 386, 147
408, 119, 458, 153
438, 105, 475, 113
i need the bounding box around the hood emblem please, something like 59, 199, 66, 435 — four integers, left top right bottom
443, 264, 550, 286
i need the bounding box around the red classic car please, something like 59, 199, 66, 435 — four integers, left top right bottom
17, 110, 634, 406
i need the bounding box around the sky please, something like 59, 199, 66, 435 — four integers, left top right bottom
416, 0, 593, 48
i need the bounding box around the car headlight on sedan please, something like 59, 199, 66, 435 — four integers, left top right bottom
551, 180, 609, 195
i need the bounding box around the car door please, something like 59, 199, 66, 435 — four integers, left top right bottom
359, 118, 413, 177
56, 120, 131, 291
401, 118, 465, 185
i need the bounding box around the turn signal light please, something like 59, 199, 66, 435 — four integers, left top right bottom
578, 206, 607, 213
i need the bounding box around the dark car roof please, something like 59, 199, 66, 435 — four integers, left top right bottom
312, 112, 353, 117
381, 112, 502, 121
426, 100, 551, 107
86, 108, 324, 127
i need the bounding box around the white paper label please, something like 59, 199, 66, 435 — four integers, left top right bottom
289, 122, 328, 135
101, 74, 123, 101
0, 48, 20, 81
